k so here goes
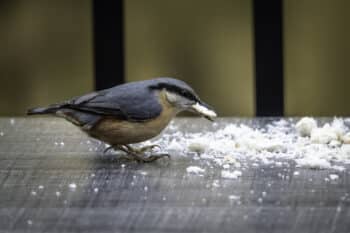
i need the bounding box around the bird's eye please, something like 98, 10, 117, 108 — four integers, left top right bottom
182, 90, 195, 101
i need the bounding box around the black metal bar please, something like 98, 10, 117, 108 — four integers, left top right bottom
92, 0, 125, 90
253, 0, 284, 116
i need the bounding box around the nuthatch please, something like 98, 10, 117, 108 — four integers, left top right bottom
27, 78, 217, 162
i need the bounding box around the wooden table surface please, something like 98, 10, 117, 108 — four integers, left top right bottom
0, 117, 349, 233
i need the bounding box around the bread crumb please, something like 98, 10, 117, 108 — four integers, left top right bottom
228, 195, 240, 200
188, 142, 206, 154
296, 117, 317, 136
221, 170, 242, 179
342, 132, 350, 144
311, 124, 338, 144
186, 166, 205, 175
149, 117, 350, 172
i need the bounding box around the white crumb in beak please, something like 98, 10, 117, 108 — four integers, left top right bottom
192, 103, 217, 118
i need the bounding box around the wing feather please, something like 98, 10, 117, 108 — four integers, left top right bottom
65, 82, 162, 121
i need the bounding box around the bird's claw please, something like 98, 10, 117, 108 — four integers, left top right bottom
105, 145, 169, 163
138, 144, 161, 153
132, 153, 170, 163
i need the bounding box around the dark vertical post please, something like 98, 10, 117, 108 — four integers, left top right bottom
253, 0, 284, 116
93, 0, 125, 91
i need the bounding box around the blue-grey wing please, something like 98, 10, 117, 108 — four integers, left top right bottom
67, 83, 162, 121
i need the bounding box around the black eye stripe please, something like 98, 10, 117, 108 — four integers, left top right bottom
183, 91, 195, 100
150, 83, 197, 101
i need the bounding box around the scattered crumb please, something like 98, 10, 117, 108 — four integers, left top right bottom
167, 140, 183, 151
94, 188, 99, 193
228, 195, 240, 200
296, 117, 317, 136
329, 174, 339, 180
331, 118, 347, 138
293, 171, 300, 176
188, 141, 206, 154
221, 170, 242, 179
186, 166, 205, 175
146, 117, 350, 172
69, 183, 77, 190
296, 157, 332, 170
336, 206, 342, 212
311, 125, 338, 144
212, 180, 220, 188
139, 171, 148, 176
223, 155, 238, 165
38, 185, 44, 190
342, 133, 350, 144
329, 140, 341, 147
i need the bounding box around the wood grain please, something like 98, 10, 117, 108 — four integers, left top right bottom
0, 117, 349, 233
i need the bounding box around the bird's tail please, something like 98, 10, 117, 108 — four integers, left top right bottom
27, 105, 63, 115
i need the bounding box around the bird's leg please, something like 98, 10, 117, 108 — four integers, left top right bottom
122, 145, 170, 162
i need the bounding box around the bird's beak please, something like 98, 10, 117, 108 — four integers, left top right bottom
190, 102, 217, 121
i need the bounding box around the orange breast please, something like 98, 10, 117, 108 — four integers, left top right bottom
87, 90, 177, 145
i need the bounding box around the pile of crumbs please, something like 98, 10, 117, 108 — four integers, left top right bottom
147, 117, 350, 176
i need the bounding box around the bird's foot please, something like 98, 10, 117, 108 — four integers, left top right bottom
118, 145, 170, 163
131, 153, 170, 162
132, 144, 161, 153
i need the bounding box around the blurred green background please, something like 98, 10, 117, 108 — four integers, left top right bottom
0, 0, 349, 116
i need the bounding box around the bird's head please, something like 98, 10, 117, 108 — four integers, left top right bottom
149, 78, 217, 121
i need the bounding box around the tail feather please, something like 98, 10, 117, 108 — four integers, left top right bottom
27, 105, 61, 115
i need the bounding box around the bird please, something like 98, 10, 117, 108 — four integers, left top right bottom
27, 77, 217, 162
